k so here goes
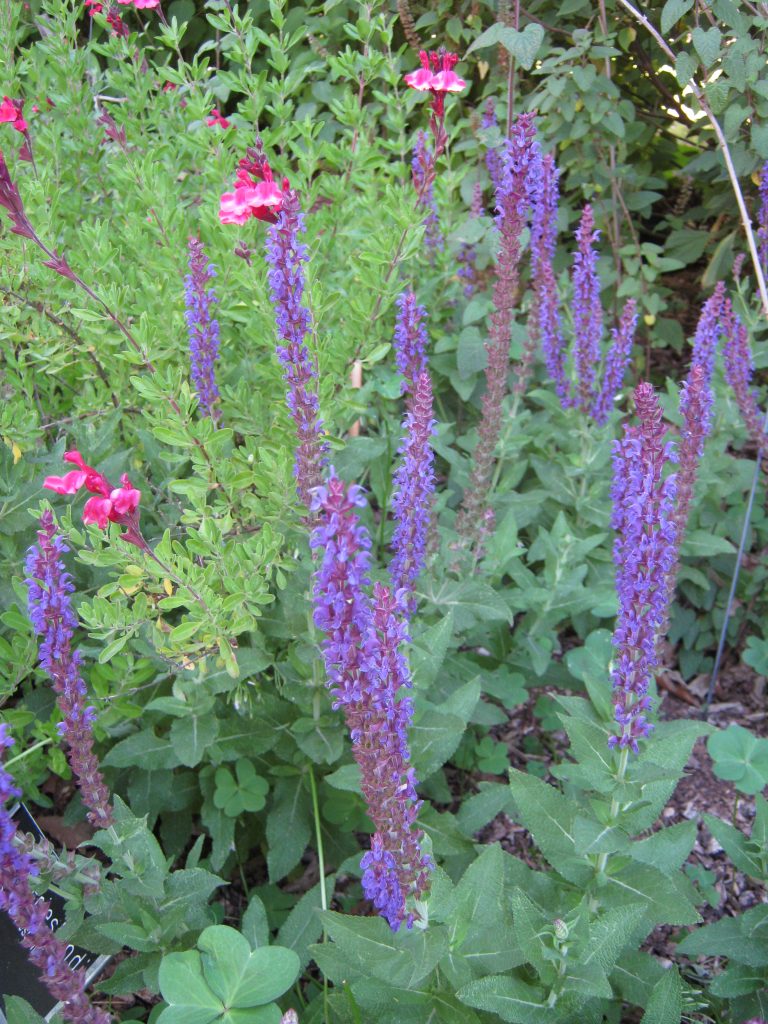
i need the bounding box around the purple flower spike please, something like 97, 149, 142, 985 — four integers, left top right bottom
609, 384, 677, 753
529, 152, 569, 406
25, 511, 113, 829
690, 281, 727, 384
393, 291, 429, 398
591, 299, 638, 425
0, 726, 112, 1024
311, 475, 431, 930
456, 111, 539, 540
265, 189, 328, 506
185, 237, 221, 422
390, 372, 436, 614
481, 99, 504, 195
758, 162, 768, 273
675, 363, 713, 544
721, 298, 767, 453
572, 205, 603, 413
412, 131, 443, 261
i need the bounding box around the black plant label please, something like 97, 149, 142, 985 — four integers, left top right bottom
0, 804, 109, 1021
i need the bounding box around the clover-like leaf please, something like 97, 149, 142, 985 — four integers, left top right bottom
157, 950, 225, 1024
198, 926, 299, 1009
213, 759, 269, 817
708, 725, 768, 795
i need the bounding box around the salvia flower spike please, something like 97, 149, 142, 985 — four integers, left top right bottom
591, 298, 638, 426
572, 204, 603, 413
411, 131, 443, 260
721, 297, 767, 453
389, 371, 436, 616
609, 384, 677, 752
455, 111, 539, 540
185, 237, 222, 422
264, 187, 328, 506
393, 290, 429, 399
758, 161, 768, 273
0, 726, 113, 1024
25, 511, 113, 828
311, 473, 431, 930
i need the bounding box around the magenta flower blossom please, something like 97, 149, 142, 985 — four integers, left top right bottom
44, 450, 143, 547
185, 237, 221, 422
25, 511, 113, 828
389, 372, 436, 615
405, 49, 466, 160
264, 188, 328, 506
572, 205, 603, 413
0, 726, 112, 1024
311, 474, 431, 930
610, 384, 677, 752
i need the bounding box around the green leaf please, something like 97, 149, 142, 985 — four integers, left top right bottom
680, 529, 735, 557
410, 611, 454, 689
158, 951, 224, 1024
103, 727, 181, 770
640, 967, 682, 1024
170, 714, 220, 768
661, 0, 693, 35
198, 927, 300, 1007
675, 51, 697, 85
508, 769, 591, 884
677, 905, 768, 966
691, 26, 722, 67
497, 23, 545, 70
3, 997, 49, 1024
266, 776, 312, 881
456, 976, 551, 1023
708, 724, 768, 795
278, 876, 336, 969
242, 894, 270, 949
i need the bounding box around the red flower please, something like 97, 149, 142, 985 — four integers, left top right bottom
219, 145, 288, 226
206, 108, 231, 129
44, 450, 142, 535
0, 97, 28, 134
84, 0, 103, 13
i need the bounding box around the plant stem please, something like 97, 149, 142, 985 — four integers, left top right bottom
595, 745, 630, 877
4, 737, 53, 768
307, 765, 327, 913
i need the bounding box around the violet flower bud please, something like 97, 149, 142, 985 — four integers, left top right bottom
185, 237, 221, 423
0, 726, 112, 1024
25, 511, 113, 829
609, 384, 677, 753
264, 189, 328, 506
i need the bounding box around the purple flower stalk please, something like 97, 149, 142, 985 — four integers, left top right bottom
609, 384, 677, 752
690, 281, 727, 384
0, 727, 112, 1024
412, 131, 443, 261
389, 372, 436, 615
265, 189, 328, 506
721, 297, 767, 453
25, 511, 113, 829
393, 291, 429, 398
456, 111, 539, 539
758, 162, 768, 273
481, 99, 504, 195
572, 205, 603, 413
591, 298, 638, 426
185, 237, 221, 422
311, 474, 431, 930
675, 363, 713, 544
529, 152, 569, 405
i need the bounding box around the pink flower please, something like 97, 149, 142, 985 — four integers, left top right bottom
162, 82, 176, 92
0, 97, 27, 134
207, 108, 231, 129
84, 0, 103, 12
44, 450, 142, 536
219, 144, 288, 226
116, 0, 160, 6
404, 50, 466, 95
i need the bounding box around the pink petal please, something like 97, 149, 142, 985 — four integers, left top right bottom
430, 70, 466, 93
404, 68, 435, 91
43, 470, 87, 495
83, 496, 113, 529
0, 98, 17, 122
109, 485, 141, 515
